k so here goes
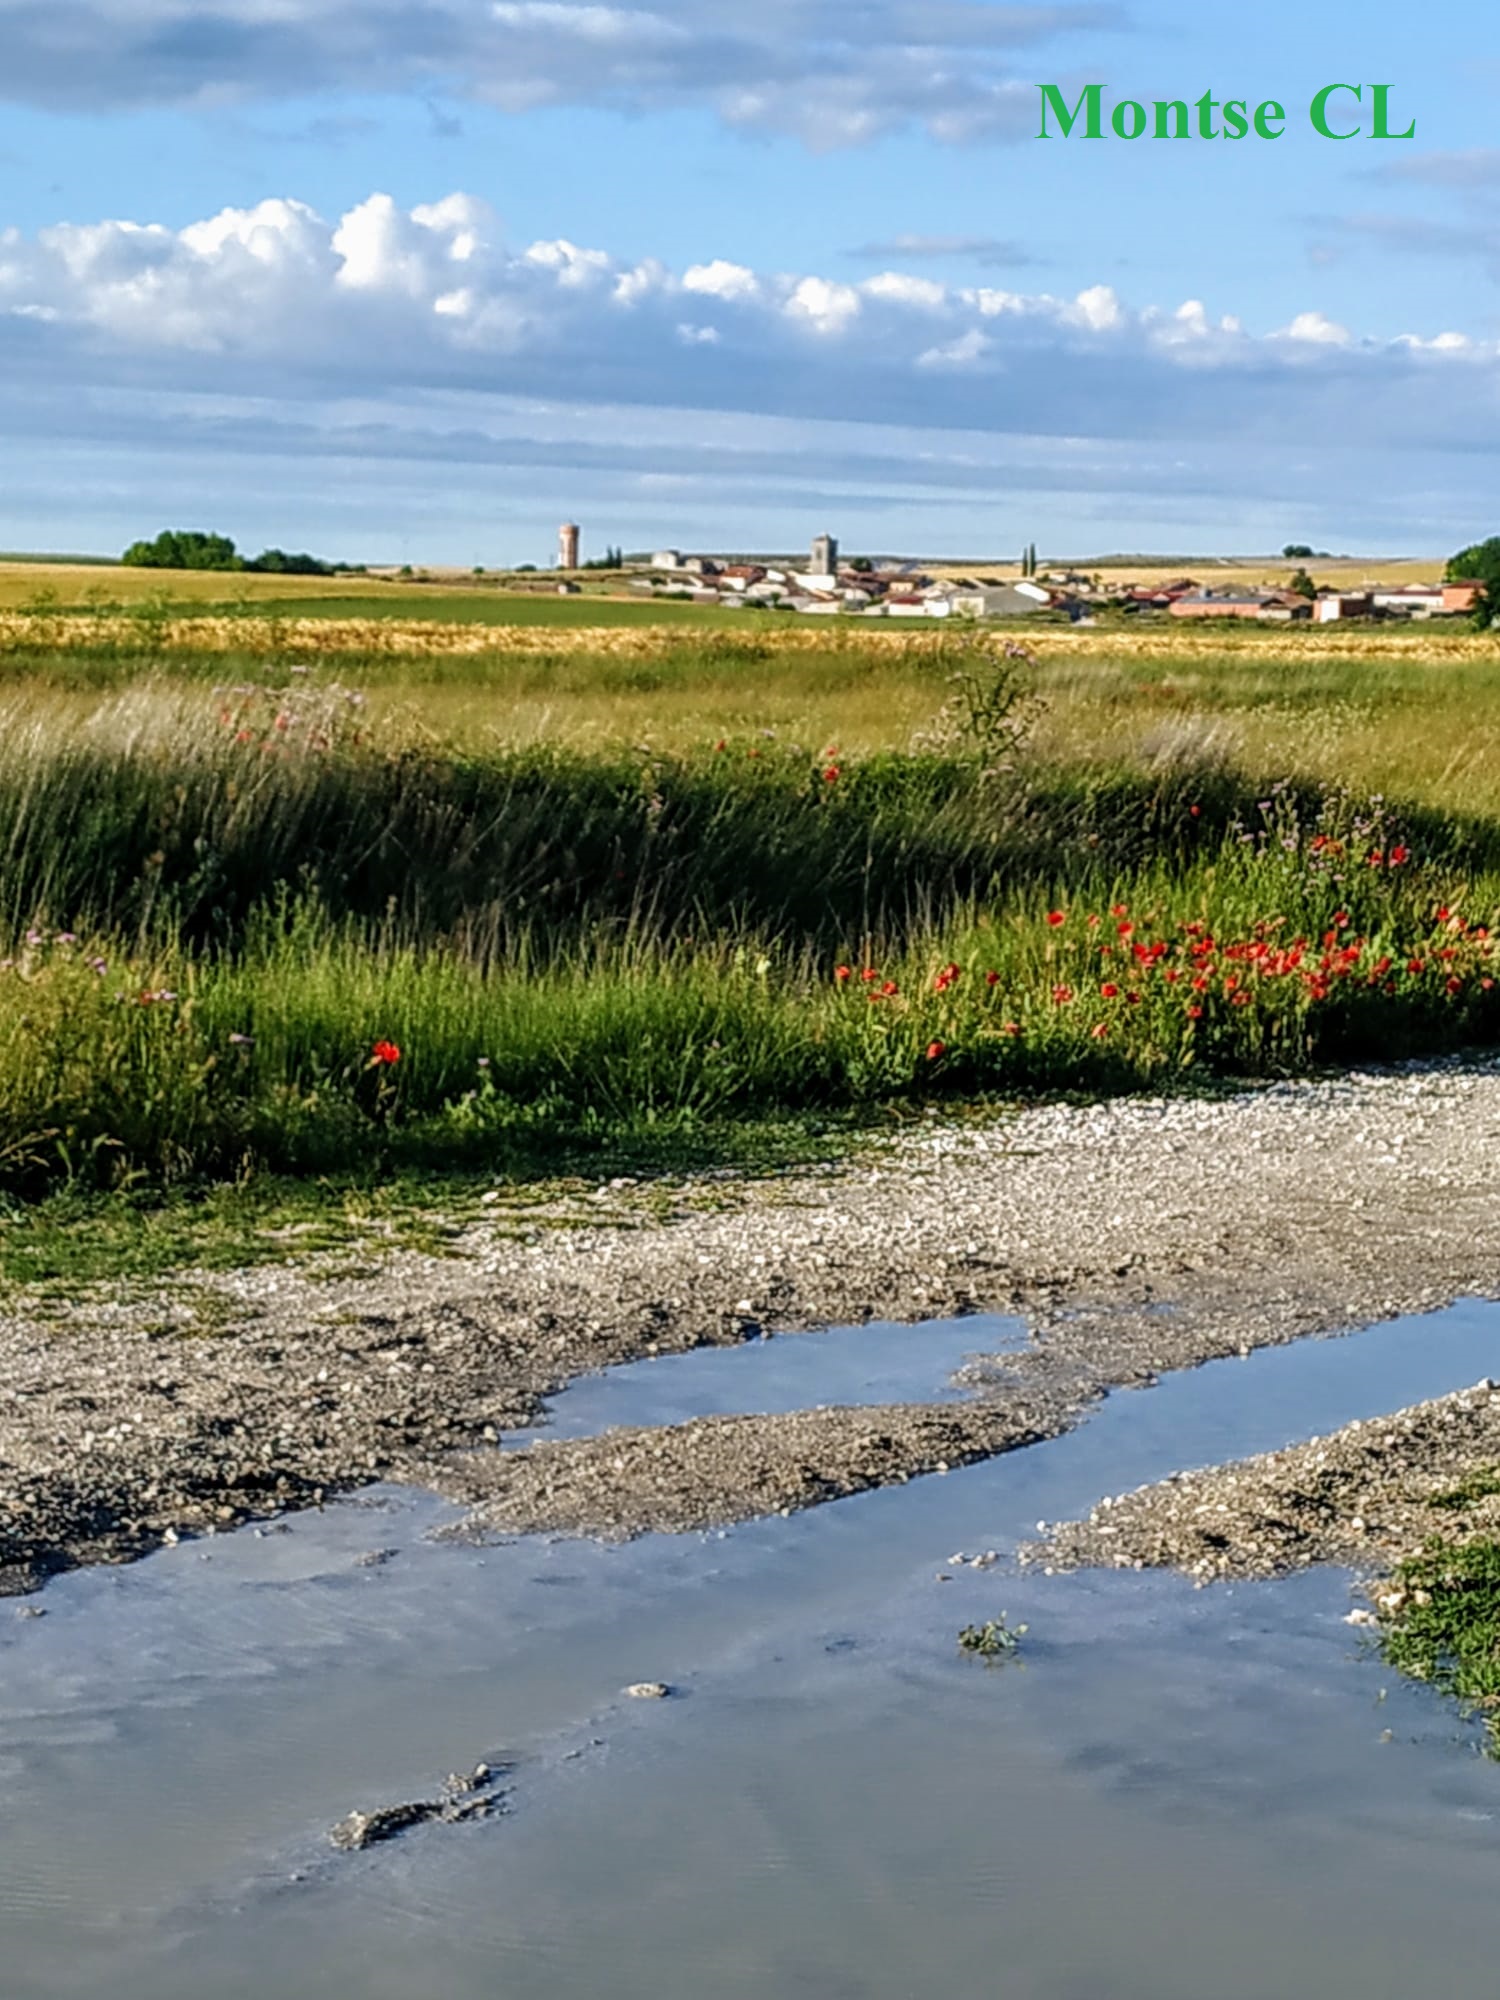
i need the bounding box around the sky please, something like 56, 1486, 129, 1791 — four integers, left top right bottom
1, 0, 1498, 564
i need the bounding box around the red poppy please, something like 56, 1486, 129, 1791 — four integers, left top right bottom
925, 1040, 946, 1061
371, 1040, 402, 1066
1052, 984, 1074, 1005
1100, 981, 1120, 999
835, 965, 852, 982
823, 765, 841, 784
986, 970, 1001, 987
1186, 1004, 1203, 1020
1046, 910, 1066, 927
1090, 1022, 1109, 1040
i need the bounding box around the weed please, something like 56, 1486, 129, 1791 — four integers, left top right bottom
958, 1615, 1027, 1659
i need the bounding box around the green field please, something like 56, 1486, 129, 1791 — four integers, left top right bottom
1, 597, 1498, 1227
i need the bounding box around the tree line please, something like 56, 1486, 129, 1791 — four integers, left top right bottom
120, 529, 355, 576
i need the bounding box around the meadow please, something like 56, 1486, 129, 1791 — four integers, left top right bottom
1, 568, 1497, 1209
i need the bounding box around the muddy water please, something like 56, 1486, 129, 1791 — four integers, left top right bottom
6, 1303, 1500, 1999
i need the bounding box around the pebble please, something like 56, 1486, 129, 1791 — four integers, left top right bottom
626, 1682, 671, 1700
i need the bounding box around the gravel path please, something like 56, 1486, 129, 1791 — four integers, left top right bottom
5, 1059, 1500, 1593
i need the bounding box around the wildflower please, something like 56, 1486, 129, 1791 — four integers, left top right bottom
714, 739, 727, 752
1447, 976, 1463, 996
1090, 1022, 1109, 1040
1389, 844, 1409, 866
1001, 1020, 1021, 1035
1046, 911, 1066, 928
823, 765, 841, 784
1126, 990, 1142, 1005
1436, 905, 1451, 923
1100, 982, 1120, 999
55, 931, 76, 945
478, 1056, 491, 1067
1116, 921, 1134, 939
1186, 1004, 1203, 1020
1407, 959, 1425, 976
933, 962, 961, 993
925, 1040, 946, 1062
1332, 911, 1349, 928
371, 1039, 402, 1066
986, 970, 1001, 988
861, 968, 879, 982
835, 965, 852, 982
1051, 984, 1074, 1005
228, 1032, 254, 1046
1189, 804, 1201, 817
1110, 903, 1128, 918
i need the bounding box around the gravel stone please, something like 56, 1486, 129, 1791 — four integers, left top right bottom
5, 1060, 1500, 1586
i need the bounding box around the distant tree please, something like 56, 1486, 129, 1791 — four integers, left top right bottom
398, 564, 415, 579
582, 544, 625, 570
1282, 543, 1315, 559
1287, 567, 1317, 598
121, 529, 241, 571
243, 548, 332, 576
850, 555, 874, 573
1446, 537, 1500, 627
516, 563, 537, 573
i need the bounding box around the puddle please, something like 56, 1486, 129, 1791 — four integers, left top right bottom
4, 1299, 1500, 1999
512, 1312, 1023, 1443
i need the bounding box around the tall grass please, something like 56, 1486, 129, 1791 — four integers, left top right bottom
3, 644, 1500, 1194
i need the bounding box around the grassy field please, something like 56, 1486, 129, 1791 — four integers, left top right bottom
0, 598, 1497, 1225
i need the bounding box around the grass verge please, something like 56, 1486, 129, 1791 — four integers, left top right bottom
1379, 1535, 1500, 1753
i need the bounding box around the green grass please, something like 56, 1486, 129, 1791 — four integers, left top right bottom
1430, 1469, 1500, 1512
3, 629, 1500, 1211
1379, 1537, 1500, 1752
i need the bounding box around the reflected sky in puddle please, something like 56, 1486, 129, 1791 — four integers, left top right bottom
511, 1311, 1025, 1442
3, 1298, 1500, 1999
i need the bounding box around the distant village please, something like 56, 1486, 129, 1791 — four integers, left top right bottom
550, 525, 1481, 624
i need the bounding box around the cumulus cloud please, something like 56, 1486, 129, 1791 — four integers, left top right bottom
4, 187, 1500, 569
1, 191, 1492, 418
0, 0, 1124, 145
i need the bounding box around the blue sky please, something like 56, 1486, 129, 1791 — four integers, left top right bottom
1, 0, 1497, 562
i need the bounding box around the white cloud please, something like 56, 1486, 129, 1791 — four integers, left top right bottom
862, 271, 947, 310
4, 188, 1500, 569
917, 327, 990, 368
682, 259, 760, 303
783, 274, 862, 335
1280, 310, 1352, 347
0, 0, 1126, 146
